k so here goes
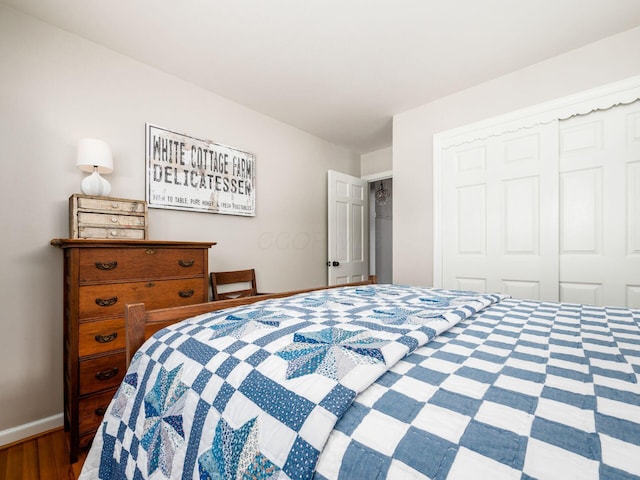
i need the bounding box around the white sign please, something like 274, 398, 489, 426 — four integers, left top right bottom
145, 123, 255, 216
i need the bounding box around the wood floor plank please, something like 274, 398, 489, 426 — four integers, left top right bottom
35, 436, 55, 480
52, 431, 71, 480
4, 443, 23, 480
0, 447, 9, 480
36, 433, 63, 480
0, 428, 85, 480
21, 440, 39, 480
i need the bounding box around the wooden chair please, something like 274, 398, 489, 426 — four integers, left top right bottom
210, 269, 258, 300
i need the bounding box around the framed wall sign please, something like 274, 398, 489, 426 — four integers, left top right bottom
145, 123, 255, 216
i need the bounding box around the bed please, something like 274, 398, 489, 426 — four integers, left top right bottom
80, 282, 640, 479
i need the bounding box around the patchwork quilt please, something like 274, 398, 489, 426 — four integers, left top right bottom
80, 285, 640, 480
80, 284, 502, 479
314, 297, 640, 479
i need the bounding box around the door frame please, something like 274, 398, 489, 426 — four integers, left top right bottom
433, 74, 640, 288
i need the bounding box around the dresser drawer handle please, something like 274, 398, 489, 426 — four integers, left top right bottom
95, 332, 118, 343
145, 248, 156, 255
179, 289, 195, 298
95, 297, 118, 307
95, 261, 118, 271
111, 216, 118, 223
96, 367, 119, 381
146, 282, 156, 288
178, 259, 195, 267
95, 406, 107, 416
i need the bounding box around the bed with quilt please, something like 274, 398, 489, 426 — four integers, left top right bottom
80, 284, 640, 479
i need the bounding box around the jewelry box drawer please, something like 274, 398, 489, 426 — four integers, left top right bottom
78, 248, 205, 282
79, 353, 126, 395
78, 278, 205, 319
77, 212, 146, 228
74, 195, 146, 214
79, 318, 126, 357
77, 226, 146, 240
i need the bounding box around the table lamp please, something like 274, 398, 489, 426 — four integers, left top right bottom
76, 138, 113, 196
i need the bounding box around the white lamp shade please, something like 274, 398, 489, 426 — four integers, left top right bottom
76, 138, 113, 174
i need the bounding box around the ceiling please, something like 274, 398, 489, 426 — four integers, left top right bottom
4, 1, 640, 153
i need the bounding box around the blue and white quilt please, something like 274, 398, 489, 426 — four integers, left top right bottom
80, 285, 640, 479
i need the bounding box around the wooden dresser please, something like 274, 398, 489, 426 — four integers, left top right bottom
50, 239, 215, 462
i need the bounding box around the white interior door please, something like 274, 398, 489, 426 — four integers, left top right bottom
558, 101, 640, 308
327, 170, 369, 285
441, 122, 559, 300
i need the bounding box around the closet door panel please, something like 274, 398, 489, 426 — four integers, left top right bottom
502, 280, 540, 301
629, 162, 640, 255
503, 176, 539, 255
625, 108, 640, 308
560, 282, 602, 306
560, 168, 602, 254
627, 286, 640, 309
559, 100, 640, 307
442, 123, 559, 300
457, 184, 486, 255
442, 142, 489, 292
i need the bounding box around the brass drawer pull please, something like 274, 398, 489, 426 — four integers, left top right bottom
145, 248, 156, 255
94, 332, 118, 343
95, 297, 118, 307
95, 261, 118, 271
95, 406, 107, 416
179, 289, 195, 298
96, 367, 119, 381
178, 259, 195, 268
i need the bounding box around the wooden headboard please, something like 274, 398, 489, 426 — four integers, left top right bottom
125, 276, 377, 365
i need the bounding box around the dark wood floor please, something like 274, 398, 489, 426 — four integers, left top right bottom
0, 428, 86, 480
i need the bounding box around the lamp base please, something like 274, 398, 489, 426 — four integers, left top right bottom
81, 171, 111, 196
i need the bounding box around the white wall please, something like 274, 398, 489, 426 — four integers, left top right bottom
361, 146, 392, 178
393, 26, 640, 287
0, 6, 359, 439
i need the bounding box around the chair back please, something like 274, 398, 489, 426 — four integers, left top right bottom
210, 269, 258, 300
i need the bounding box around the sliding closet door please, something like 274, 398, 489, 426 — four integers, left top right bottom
558, 101, 640, 308
441, 123, 559, 300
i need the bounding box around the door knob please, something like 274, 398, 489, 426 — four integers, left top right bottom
332, 261, 340, 267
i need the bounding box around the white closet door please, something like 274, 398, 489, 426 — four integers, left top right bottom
441, 122, 559, 300
558, 101, 640, 308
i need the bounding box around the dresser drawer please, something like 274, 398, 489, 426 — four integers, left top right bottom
78, 248, 205, 282
79, 353, 126, 395
79, 318, 126, 357
79, 389, 116, 434
78, 278, 205, 319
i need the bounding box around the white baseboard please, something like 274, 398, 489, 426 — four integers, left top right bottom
0, 413, 64, 447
